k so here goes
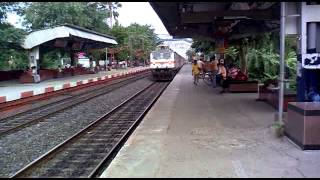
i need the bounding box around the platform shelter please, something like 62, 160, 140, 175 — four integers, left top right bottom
20, 24, 117, 83
150, 2, 320, 150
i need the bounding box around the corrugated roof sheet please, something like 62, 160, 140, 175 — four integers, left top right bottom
22, 25, 117, 49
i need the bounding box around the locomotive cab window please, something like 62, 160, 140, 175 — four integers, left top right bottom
152, 51, 172, 60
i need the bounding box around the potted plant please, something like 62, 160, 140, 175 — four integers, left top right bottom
271, 121, 285, 138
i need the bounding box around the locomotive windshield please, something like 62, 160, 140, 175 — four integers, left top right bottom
151, 50, 172, 60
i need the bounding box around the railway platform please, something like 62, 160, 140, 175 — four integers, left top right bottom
100, 64, 320, 178
0, 67, 149, 103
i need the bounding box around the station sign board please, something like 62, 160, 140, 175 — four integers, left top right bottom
302, 53, 320, 69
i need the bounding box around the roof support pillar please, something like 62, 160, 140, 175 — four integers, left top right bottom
27, 46, 41, 82
28, 46, 39, 71
278, 2, 286, 124
296, 2, 320, 102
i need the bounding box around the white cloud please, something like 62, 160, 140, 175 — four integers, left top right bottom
117, 2, 169, 36
6, 12, 23, 29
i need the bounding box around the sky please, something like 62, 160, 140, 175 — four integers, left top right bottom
6, 12, 23, 29
116, 2, 171, 39
6, 2, 172, 39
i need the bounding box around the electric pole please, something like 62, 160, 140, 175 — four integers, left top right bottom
109, 2, 113, 28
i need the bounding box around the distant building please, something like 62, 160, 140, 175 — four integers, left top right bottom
158, 39, 192, 60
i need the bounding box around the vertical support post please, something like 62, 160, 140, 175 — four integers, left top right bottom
129, 35, 132, 66
70, 50, 75, 67
239, 42, 247, 75
28, 46, 41, 83
105, 48, 108, 71
297, 2, 305, 102
109, 2, 113, 28
28, 46, 40, 73
278, 2, 286, 124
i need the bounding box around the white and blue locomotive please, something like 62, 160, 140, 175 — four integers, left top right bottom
149, 45, 185, 81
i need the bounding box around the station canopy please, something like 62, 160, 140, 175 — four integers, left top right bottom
150, 2, 280, 41
22, 24, 117, 50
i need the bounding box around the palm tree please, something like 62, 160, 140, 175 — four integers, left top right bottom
108, 2, 122, 27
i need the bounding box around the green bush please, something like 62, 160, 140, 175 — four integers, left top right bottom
246, 33, 297, 92
0, 49, 28, 71
41, 50, 62, 69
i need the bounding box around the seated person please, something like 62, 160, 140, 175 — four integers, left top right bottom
227, 63, 248, 81
31, 66, 40, 83
234, 71, 248, 81
308, 87, 320, 102
264, 79, 278, 89
227, 63, 239, 80
58, 65, 63, 73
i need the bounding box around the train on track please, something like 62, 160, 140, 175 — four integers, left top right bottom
149, 44, 185, 81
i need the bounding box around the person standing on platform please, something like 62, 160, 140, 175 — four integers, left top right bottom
31, 66, 40, 83
209, 55, 218, 88
24, 66, 30, 72
197, 56, 205, 74
217, 59, 228, 93
192, 59, 200, 85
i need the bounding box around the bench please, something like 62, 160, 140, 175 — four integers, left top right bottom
19, 72, 34, 83
229, 80, 258, 93
285, 102, 320, 150
39, 69, 57, 81
257, 85, 296, 111
0, 70, 24, 81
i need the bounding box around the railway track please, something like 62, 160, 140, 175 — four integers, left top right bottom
0, 72, 150, 137
0, 71, 150, 113
0, 70, 150, 112
11, 81, 169, 178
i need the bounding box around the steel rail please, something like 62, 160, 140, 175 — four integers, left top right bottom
0, 73, 150, 137
11, 82, 168, 178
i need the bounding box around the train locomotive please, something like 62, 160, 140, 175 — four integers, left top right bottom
149, 44, 185, 81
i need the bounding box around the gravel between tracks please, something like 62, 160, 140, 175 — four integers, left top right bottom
0, 74, 148, 120
0, 95, 72, 120
0, 78, 153, 177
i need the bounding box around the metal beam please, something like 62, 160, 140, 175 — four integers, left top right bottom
180, 10, 279, 24
229, 27, 279, 40
171, 30, 215, 41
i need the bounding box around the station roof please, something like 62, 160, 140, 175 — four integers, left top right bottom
158, 38, 193, 43
150, 2, 280, 41
22, 24, 117, 50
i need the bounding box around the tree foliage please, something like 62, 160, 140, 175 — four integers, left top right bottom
225, 46, 239, 62
21, 2, 121, 34
0, 47, 28, 71
17, 2, 123, 69
188, 32, 298, 91
109, 22, 130, 61
127, 23, 158, 60
0, 2, 160, 71
191, 39, 214, 54
41, 49, 64, 69
186, 49, 195, 61
0, 3, 25, 46
0, 23, 26, 45
0, 3, 28, 71
109, 22, 159, 62
0, 2, 21, 23
243, 33, 297, 90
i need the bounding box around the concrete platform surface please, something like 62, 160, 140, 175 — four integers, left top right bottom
0, 67, 148, 102
100, 64, 320, 178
